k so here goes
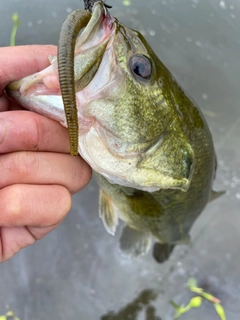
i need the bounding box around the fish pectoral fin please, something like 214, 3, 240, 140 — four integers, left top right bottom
152, 242, 175, 263
209, 190, 225, 202
119, 225, 151, 257
99, 189, 118, 235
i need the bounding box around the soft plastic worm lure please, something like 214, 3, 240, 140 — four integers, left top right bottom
58, 9, 91, 156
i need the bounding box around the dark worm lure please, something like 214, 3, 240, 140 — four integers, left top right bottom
58, 10, 91, 156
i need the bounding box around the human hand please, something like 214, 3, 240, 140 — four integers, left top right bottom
0, 45, 92, 262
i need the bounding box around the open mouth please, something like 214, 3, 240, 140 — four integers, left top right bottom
7, 2, 116, 155
57, 2, 115, 155
7, 2, 115, 97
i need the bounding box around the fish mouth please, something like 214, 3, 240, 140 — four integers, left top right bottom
7, 2, 115, 100
6, 4, 194, 192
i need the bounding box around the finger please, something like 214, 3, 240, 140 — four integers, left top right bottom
0, 91, 25, 112
0, 184, 72, 227
0, 93, 11, 111
0, 224, 60, 262
0, 45, 57, 94
0, 110, 71, 153
0, 151, 92, 194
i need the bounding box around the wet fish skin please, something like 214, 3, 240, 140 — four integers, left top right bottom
7, 2, 217, 261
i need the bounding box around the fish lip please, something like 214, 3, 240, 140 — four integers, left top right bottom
92, 2, 115, 31
75, 1, 115, 52
7, 2, 115, 95
6, 2, 117, 139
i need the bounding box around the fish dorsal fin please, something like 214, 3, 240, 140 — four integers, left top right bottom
99, 189, 118, 235
209, 190, 225, 202
119, 225, 151, 257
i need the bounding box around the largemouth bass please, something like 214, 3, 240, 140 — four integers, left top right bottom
8, 2, 219, 262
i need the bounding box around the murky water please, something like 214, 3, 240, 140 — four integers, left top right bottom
0, 0, 240, 319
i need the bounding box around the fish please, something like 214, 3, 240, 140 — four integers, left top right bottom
7, 1, 221, 262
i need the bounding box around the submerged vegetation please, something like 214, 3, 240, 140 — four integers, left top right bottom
10, 12, 21, 46
122, 0, 131, 6
0, 310, 20, 320
170, 278, 226, 319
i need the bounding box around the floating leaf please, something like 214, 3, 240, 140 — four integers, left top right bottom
1, 310, 20, 320
201, 291, 221, 304
214, 303, 226, 320
189, 296, 202, 308
187, 277, 198, 288
189, 287, 221, 304
170, 278, 226, 319
170, 299, 199, 319
169, 300, 181, 311
189, 286, 203, 294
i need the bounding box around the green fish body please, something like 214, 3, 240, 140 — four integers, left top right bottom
8, 2, 219, 261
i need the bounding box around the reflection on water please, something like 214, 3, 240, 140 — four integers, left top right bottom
101, 289, 162, 320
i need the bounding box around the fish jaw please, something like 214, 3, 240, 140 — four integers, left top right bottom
8, 61, 68, 126
7, 60, 94, 131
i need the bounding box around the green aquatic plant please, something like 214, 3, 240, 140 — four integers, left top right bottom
122, 0, 131, 6
0, 310, 20, 320
10, 12, 21, 46
170, 278, 226, 320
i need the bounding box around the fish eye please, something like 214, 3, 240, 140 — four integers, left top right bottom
129, 55, 152, 80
